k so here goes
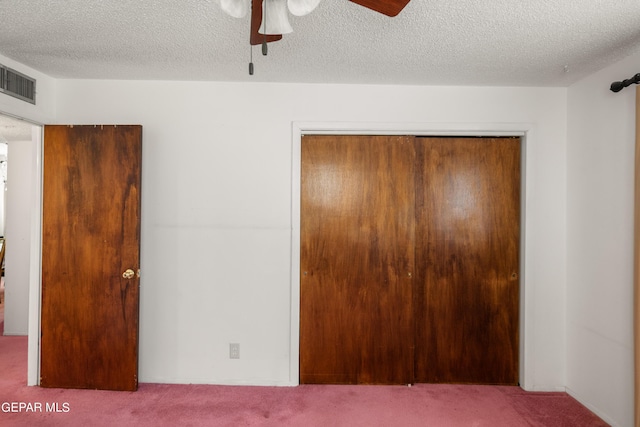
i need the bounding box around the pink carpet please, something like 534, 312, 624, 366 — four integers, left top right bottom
0, 332, 608, 426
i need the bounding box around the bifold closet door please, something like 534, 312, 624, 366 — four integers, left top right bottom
414, 137, 520, 384
300, 135, 416, 384
300, 135, 520, 385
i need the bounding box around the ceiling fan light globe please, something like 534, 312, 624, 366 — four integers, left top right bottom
287, 0, 321, 16
259, 0, 294, 34
219, 0, 249, 18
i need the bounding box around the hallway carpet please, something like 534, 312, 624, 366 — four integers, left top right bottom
0, 334, 608, 426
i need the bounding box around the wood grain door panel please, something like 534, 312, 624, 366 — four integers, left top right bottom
300, 135, 416, 384
299, 135, 520, 385
414, 137, 520, 384
40, 125, 142, 391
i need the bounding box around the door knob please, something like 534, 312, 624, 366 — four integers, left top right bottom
122, 269, 135, 279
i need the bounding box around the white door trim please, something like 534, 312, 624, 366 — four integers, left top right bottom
289, 121, 532, 388
27, 125, 43, 386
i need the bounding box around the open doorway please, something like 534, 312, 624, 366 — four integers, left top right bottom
0, 113, 37, 336
0, 113, 42, 387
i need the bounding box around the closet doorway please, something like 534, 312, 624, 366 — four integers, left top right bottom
299, 135, 521, 385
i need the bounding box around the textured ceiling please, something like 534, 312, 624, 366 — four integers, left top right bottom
0, 0, 639, 89
2, 0, 640, 143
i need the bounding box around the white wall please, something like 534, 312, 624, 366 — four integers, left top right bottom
51, 80, 568, 389
566, 53, 639, 427
3, 138, 35, 335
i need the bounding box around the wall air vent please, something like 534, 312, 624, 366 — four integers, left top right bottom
0, 64, 36, 104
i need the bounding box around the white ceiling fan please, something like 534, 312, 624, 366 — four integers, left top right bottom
217, 0, 411, 46
217, 0, 411, 74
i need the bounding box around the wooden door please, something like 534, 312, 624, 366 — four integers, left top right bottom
300, 135, 520, 385
40, 125, 142, 391
414, 137, 520, 384
300, 135, 416, 384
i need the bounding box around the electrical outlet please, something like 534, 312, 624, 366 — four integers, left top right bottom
229, 343, 240, 359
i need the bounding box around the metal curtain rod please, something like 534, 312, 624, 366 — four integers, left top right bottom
610, 73, 640, 92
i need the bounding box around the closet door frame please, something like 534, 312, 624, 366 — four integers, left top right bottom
290, 122, 531, 388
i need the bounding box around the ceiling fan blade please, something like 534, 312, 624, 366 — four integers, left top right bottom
250, 0, 283, 45
349, 0, 410, 17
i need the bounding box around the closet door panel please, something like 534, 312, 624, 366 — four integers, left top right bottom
414, 137, 520, 384
300, 135, 416, 384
